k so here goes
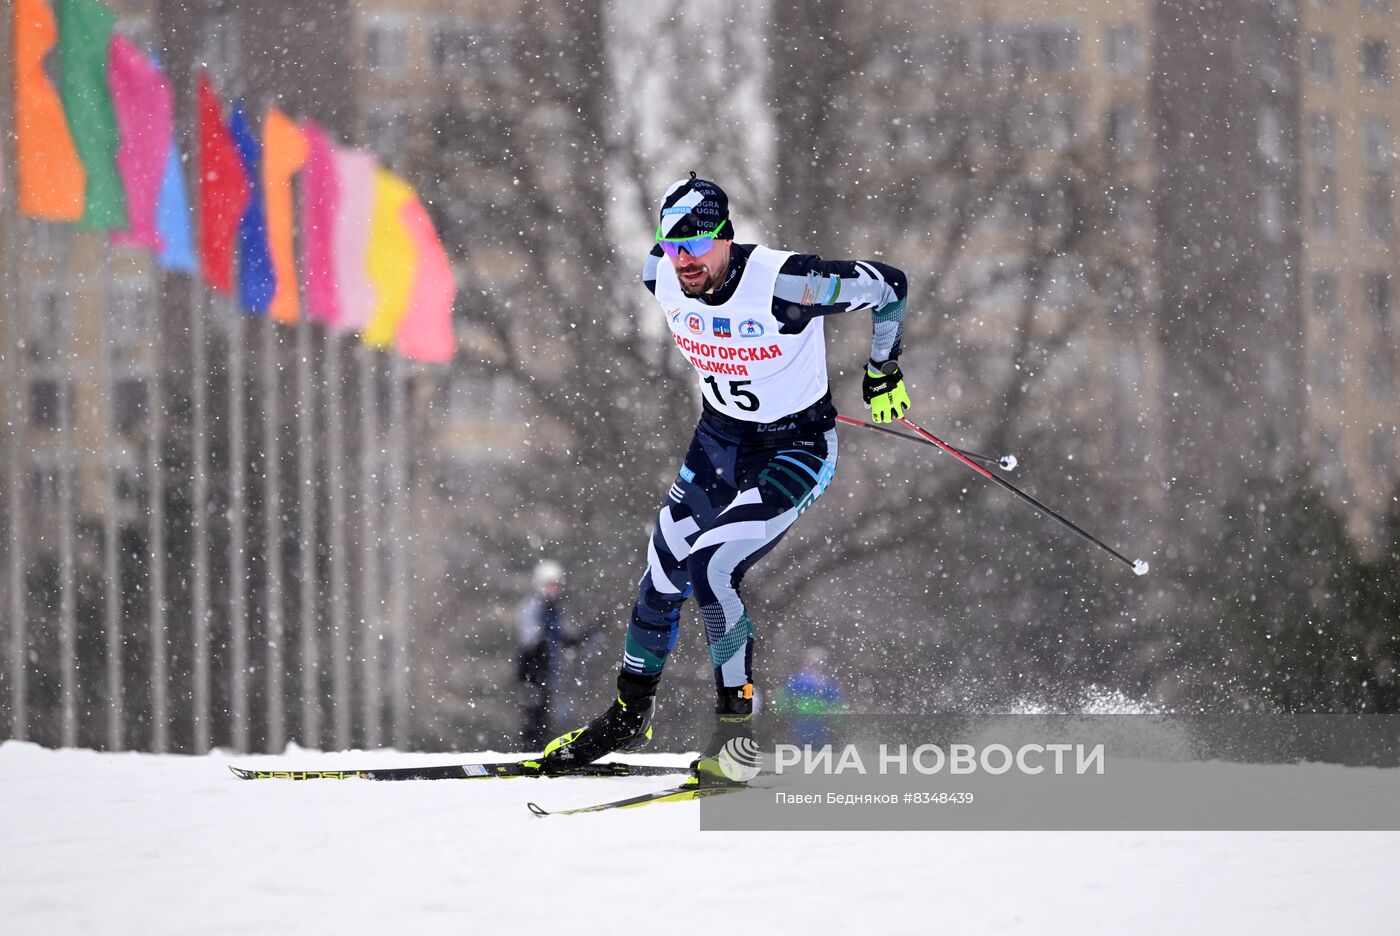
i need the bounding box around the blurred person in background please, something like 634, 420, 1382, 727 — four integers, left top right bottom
516, 560, 593, 750
775, 646, 845, 748
779, 646, 845, 716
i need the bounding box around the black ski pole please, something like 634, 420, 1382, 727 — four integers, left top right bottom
835, 414, 1018, 472
896, 417, 1149, 576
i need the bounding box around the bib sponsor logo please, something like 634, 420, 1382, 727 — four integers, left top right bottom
713, 317, 732, 338
738, 319, 764, 338
687, 313, 704, 335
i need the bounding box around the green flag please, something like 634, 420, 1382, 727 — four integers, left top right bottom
57, 0, 126, 230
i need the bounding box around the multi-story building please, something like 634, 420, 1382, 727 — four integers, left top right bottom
1298, 0, 1400, 539
842, 0, 1168, 517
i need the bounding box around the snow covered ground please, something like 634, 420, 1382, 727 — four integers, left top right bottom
2, 740, 1395, 935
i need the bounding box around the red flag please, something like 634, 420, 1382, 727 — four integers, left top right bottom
196, 74, 248, 294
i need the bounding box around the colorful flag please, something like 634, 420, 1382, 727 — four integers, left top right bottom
396, 197, 457, 363
262, 108, 309, 325
13, 0, 85, 220
107, 35, 171, 251
299, 120, 341, 327
361, 170, 417, 348
155, 136, 196, 273
56, 0, 125, 230
331, 147, 379, 333
229, 102, 276, 314
197, 74, 248, 295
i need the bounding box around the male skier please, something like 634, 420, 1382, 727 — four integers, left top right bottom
539, 174, 910, 779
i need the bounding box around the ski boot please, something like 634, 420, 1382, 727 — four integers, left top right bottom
690, 683, 759, 787
538, 673, 656, 774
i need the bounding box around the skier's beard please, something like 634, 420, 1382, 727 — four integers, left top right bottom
678, 264, 714, 297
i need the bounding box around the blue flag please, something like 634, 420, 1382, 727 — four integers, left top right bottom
229, 102, 276, 313
154, 141, 196, 273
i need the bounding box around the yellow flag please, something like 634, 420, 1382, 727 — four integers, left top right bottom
361, 170, 417, 348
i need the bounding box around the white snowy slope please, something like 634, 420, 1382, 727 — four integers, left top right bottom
1, 741, 1395, 936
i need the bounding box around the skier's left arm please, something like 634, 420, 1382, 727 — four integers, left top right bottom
773, 255, 911, 423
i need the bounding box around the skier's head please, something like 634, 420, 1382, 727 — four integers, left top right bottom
657, 173, 733, 296
533, 560, 564, 598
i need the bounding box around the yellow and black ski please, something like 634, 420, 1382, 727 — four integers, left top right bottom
228, 760, 686, 782
526, 779, 747, 816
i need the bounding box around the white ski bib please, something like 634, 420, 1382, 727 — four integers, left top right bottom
655, 245, 828, 423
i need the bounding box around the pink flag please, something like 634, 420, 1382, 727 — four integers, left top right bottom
331, 146, 378, 333
396, 196, 456, 363
299, 120, 340, 327
107, 35, 172, 251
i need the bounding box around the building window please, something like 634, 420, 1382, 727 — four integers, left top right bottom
1107, 103, 1142, 158
363, 102, 408, 164
1368, 351, 1394, 394
199, 16, 241, 87
1308, 34, 1335, 83
981, 24, 1079, 74
432, 21, 518, 81
1363, 116, 1392, 172
1108, 186, 1148, 232
1259, 185, 1285, 241
1313, 181, 1338, 235
110, 275, 153, 362
1366, 184, 1393, 242
1036, 26, 1080, 73
1107, 264, 1143, 317
30, 219, 69, 258
365, 19, 409, 74
431, 21, 469, 73
1317, 429, 1346, 493
1314, 272, 1339, 318
1313, 272, 1341, 394
1315, 347, 1341, 396
30, 379, 63, 430
1370, 429, 1396, 467
1362, 39, 1389, 86
923, 32, 972, 76
114, 464, 144, 505
1311, 112, 1336, 171
1011, 93, 1078, 150
1366, 272, 1392, 333
26, 285, 65, 362
1258, 105, 1284, 163
1104, 25, 1142, 75
113, 378, 148, 434
30, 464, 64, 510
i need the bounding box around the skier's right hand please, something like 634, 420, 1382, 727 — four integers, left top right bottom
862, 360, 911, 424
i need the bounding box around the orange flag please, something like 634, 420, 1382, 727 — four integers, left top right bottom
263, 107, 309, 324
13, 0, 85, 220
